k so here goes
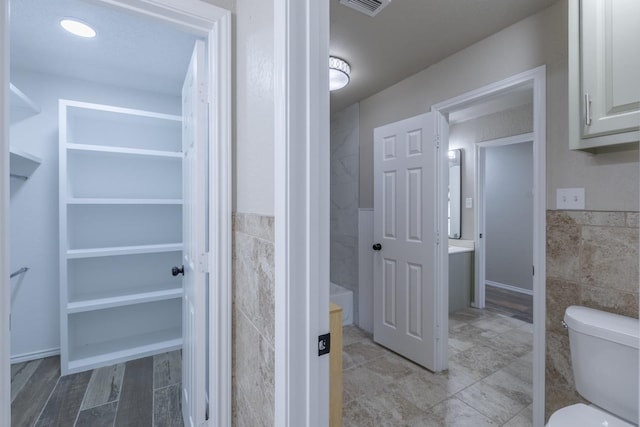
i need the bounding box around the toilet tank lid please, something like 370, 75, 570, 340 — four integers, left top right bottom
564, 306, 639, 349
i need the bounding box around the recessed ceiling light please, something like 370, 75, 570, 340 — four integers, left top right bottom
60, 18, 96, 38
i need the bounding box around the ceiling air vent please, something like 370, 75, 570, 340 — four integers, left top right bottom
339, 0, 392, 17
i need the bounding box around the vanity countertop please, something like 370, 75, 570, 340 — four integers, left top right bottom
448, 245, 474, 254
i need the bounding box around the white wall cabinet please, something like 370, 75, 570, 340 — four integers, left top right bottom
59, 100, 183, 374
569, 0, 640, 150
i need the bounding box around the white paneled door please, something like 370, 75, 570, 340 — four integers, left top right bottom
373, 112, 447, 371
181, 40, 207, 427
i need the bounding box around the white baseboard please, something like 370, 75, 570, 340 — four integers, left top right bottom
11, 347, 60, 364
485, 280, 533, 296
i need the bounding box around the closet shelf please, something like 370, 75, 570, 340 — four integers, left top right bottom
10, 147, 42, 179
64, 99, 181, 122
60, 99, 183, 375
67, 198, 183, 205
67, 243, 182, 259
10, 83, 41, 124
67, 330, 182, 374
67, 287, 182, 314
66, 143, 182, 158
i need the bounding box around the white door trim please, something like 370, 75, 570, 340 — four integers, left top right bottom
475, 132, 534, 309
432, 65, 546, 427
0, 2, 9, 424
0, 1, 232, 426
274, 0, 330, 426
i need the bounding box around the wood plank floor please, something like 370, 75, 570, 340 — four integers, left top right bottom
485, 285, 533, 323
10, 351, 184, 427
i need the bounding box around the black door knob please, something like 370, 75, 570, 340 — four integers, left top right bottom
372, 243, 382, 251
172, 265, 185, 276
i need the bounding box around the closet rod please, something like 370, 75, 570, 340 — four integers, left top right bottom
10, 173, 28, 181
10, 267, 28, 278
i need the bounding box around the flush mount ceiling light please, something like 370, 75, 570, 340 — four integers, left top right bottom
60, 18, 96, 38
329, 56, 350, 91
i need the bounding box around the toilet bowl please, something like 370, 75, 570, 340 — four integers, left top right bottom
547, 403, 634, 427
546, 306, 639, 427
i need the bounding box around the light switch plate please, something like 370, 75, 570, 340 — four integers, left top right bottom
557, 188, 585, 210
465, 197, 473, 209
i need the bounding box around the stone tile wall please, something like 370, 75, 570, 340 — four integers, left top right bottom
232, 213, 275, 426
330, 103, 360, 322
545, 210, 639, 418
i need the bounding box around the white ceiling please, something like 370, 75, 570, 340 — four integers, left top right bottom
330, 0, 557, 113
11, 1, 554, 109
10, 0, 199, 95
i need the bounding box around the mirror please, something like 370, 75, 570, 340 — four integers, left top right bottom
448, 149, 461, 239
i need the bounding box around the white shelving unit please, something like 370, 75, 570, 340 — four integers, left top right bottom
10, 83, 41, 124
59, 99, 183, 374
9, 83, 42, 180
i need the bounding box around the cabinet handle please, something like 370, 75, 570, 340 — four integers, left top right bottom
584, 93, 592, 126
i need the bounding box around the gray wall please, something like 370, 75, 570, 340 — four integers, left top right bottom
449, 103, 533, 240
330, 103, 360, 322
485, 142, 534, 291
358, 0, 639, 212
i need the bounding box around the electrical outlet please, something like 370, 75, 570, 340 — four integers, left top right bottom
556, 188, 585, 210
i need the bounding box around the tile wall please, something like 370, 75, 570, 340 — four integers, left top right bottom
545, 210, 639, 418
232, 213, 275, 426
330, 103, 360, 321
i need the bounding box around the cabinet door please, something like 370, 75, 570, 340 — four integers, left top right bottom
580, 0, 640, 140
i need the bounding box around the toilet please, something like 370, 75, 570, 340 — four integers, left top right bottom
547, 305, 639, 426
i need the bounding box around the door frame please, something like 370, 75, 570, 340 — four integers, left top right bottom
432, 65, 546, 427
0, 1, 232, 425
475, 132, 535, 309
274, 0, 330, 426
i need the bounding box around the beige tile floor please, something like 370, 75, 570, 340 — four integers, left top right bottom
342, 308, 533, 426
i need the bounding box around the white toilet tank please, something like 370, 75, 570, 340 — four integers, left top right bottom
564, 305, 639, 425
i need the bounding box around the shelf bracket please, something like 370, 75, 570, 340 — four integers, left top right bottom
10, 267, 28, 278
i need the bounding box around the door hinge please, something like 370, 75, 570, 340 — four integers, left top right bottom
318, 333, 331, 356
199, 81, 209, 104
532, 265, 535, 276
435, 134, 441, 149
199, 252, 210, 273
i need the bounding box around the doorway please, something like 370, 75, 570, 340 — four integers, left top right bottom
432, 66, 546, 426
329, 70, 543, 426
0, 1, 232, 425
476, 134, 534, 323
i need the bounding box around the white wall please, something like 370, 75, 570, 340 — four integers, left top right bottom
9, 69, 179, 360
485, 142, 534, 291
330, 103, 359, 321
233, 0, 275, 216
358, 0, 639, 212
